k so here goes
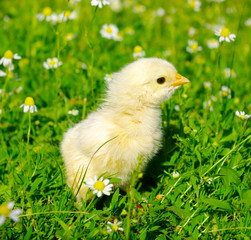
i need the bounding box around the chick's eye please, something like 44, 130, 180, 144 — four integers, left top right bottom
156, 77, 166, 85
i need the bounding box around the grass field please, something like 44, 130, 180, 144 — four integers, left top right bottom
0, 0, 251, 239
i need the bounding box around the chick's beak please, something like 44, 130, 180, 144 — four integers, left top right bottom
169, 73, 190, 87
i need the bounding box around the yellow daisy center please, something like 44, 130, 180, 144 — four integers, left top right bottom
106, 27, 113, 33
240, 114, 245, 120
24, 97, 35, 106
94, 180, 105, 191
49, 59, 56, 66
108, 74, 112, 78
64, 11, 71, 18
222, 91, 228, 97
67, 33, 74, 38
112, 225, 119, 232
125, 26, 133, 34
134, 46, 142, 53
0, 203, 11, 217
188, 0, 196, 8
7, 71, 14, 79
42, 7, 52, 16
221, 28, 230, 37
191, 43, 198, 51
4, 50, 14, 59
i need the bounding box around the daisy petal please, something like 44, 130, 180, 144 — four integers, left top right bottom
7, 201, 15, 210
14, 53, 21, 60
0, 216, 6, 226
103, 179, 110, 185
9, 209, 22, 222
103, 190, 111, 196
23, 105, 29, 113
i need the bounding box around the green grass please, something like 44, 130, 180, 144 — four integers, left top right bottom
0, 0, 251, 239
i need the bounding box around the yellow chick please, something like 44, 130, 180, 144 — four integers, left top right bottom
61, 57, 190, 201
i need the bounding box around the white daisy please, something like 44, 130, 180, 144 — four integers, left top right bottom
235, 111, 251, 120
58, 11, 77, 22
36, 7, 53, 21
107, 219, 124, 232
69, 0, 82, 5
186, 40, 202, 53
245, 18, 251, 27
200, 177, 213, 185
91, 0, 110, 8
215, 27, 236, 42
133, 4, 146, 13
68, 109, 79, 116
163, 49, 172, 57
0, 109, 2, 114
165, 16, 172, 24
0, 50, 21, 71
109, 0, 123, 12
133, 45, 145, 59
104, 73, 113, 82
203, 99, 214, 112
100, 24, 119, 39
86, 175, 113, 197
20, 97, 38, 113
188, 0, 201, 12
0, 201, 22, 226
81, 63, 87, 69
64, 33, 77, 41
223, 68, 236, 78
3, 15, 10, 22
43, 58, 62, 69
46, 12, 60, 24
174, 105, 180, 111
203, 81, 212, 90
0, 70, 7, 77
207, 39, 219, 49
210, 95, 217, 102
12, 86, 23, 94
188, 27, 196, 37
113, 32, 123, 41
172, 171, 180, 178
152, 8, 165, 17
219, 86, 231, 98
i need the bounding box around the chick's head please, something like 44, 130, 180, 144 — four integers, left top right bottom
106, 58, 189, 107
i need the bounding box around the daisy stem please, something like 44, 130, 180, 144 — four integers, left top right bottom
215, 42, 223, 85
27, 110, 31, 144
85, 196, 95, 212
56, 31, 61, 97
